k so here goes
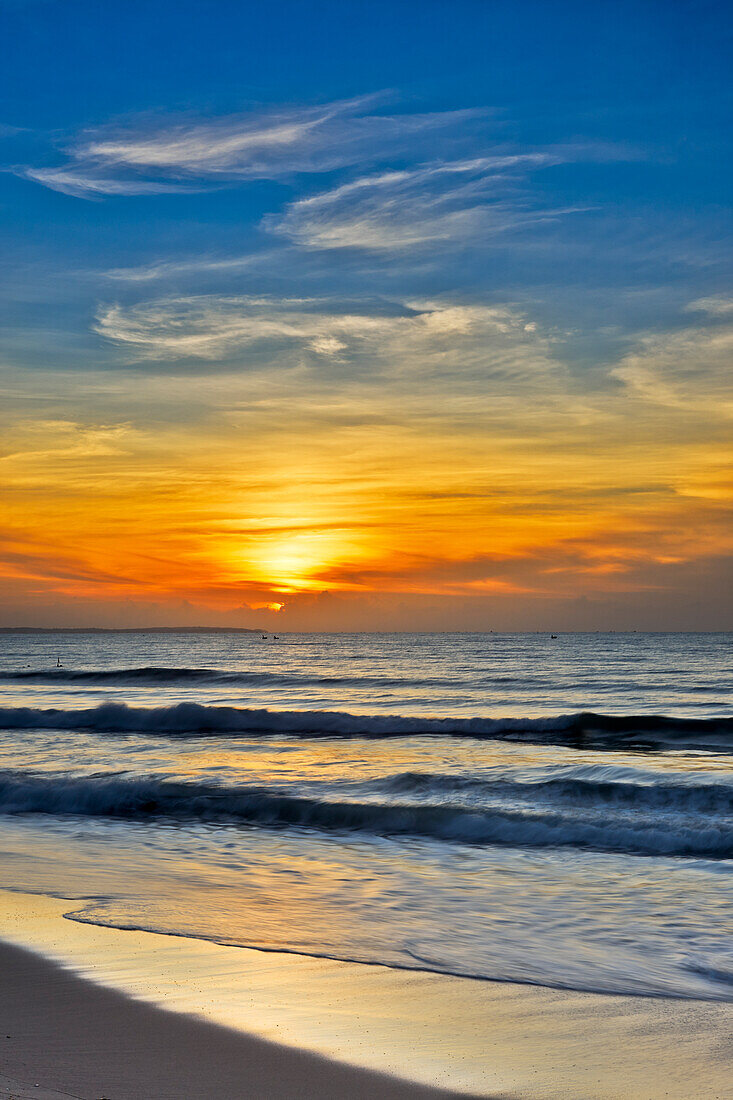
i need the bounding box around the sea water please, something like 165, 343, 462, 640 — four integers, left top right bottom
0, 630, 731, 1000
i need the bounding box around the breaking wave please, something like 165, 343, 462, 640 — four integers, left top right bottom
0, 701, 731, 751
0, 769, 732, 859
378, 770, 733, 814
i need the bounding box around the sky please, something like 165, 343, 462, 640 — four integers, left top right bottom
1, 0, 731, 630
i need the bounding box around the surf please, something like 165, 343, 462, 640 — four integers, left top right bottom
0, 701, 731, 752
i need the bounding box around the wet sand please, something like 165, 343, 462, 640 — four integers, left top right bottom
0, 891, 732, 1099
0, 939, 475, 1100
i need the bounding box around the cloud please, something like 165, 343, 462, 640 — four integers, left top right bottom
0, 418, 135, 465
103, 253, 271, 282
686, 295, 733, 316
19, 96, 483, 198
93, 294, 563, 395
612, 319, 733, 417
269, 154, 576, 251
94, 295, 409, 361
20, 167, 200, 198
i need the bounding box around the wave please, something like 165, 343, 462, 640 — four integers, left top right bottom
0, 770, 731, 859
4, 666, 232, 684
0, 666, 400, 688
0, 701, 731, 751
0, 665, 469, 689
379, 771, 733, 814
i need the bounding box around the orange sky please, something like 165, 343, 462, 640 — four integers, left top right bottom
2, 301, 731, 629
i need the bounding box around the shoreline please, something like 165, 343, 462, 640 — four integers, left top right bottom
0, 891, 732, 1098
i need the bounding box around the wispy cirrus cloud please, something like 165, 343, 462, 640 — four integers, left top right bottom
94, 295, 384, 360
100, 157, 578, 280
21, 167, 201, 198
18, 96, 483, 199
92, 291, 733, 458
686, 295, 733, 317
612, 321, 733, 419
93, 294, 561, 393
267, 154, 582, 251
103, 252, 273, 283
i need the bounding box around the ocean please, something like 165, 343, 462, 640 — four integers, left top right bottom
0, 630, 731, 1002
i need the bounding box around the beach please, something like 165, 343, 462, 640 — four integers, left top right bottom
5, 0, 732, 1091
0, 630, 731, 1097
0, 936, 462, 1100
1, 890, 733, 1098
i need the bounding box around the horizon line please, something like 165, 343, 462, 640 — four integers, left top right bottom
0, 626, 729, 635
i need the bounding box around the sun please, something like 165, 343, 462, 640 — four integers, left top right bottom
243, 530, 347, 592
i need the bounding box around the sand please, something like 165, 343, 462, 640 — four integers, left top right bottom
0, 939, 476, 1100
0, 890, 732, 1099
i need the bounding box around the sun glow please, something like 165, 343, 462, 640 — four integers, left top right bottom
239, 531, 355, 592
1, 298, 731, 628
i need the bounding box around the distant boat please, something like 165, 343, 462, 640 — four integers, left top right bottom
550, 634, 558, 639
261, 634, 268, 639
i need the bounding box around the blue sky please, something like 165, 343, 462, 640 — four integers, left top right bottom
1, 0, 732, 628
3, 0, 730, 350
